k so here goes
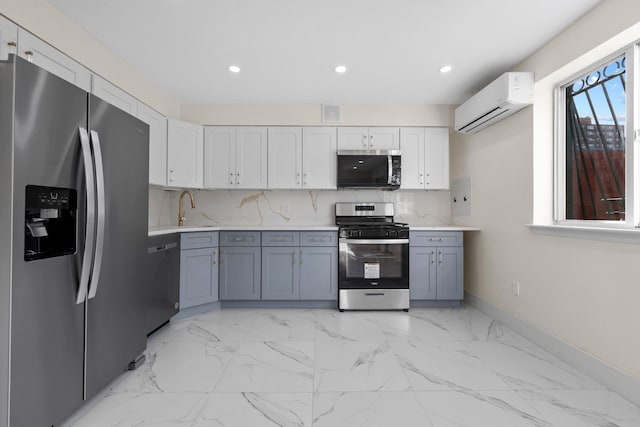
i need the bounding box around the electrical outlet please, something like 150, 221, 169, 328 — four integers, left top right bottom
512, 280, 520, 296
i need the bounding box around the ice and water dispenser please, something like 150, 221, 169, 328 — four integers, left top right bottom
24, 185, 77, 261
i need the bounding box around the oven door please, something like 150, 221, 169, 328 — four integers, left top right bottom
338, 238, 409, 289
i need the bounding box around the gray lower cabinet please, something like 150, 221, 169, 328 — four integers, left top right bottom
262, 246, 299, 300
180, 232, 219, 309
409, 246, 437, 299
261, 231, 338, 301
181, 230, 337, 303
219, 231, 262, 300
409, 231, 464, 300
299, 246, 338, 300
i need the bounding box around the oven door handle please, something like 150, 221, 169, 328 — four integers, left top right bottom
340, 238, 409, 245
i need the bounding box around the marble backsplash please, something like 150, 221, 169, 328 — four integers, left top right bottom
149, 188, 453, 228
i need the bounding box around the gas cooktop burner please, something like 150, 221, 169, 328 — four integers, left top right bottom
335, 202, 409, 239
336, 221, 408, 228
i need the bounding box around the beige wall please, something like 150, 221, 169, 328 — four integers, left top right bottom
180, 103, 454, 127
452, 0, 640, 380
1, 0, 180, 117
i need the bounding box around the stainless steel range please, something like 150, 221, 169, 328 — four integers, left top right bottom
335, 203, 410, 311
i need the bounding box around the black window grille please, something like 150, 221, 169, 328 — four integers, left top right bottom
565, 55, 626, 220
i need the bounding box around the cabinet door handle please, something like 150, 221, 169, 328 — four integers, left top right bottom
296, 172, 301, 185
431, 251, 435, 264
7, 41, 16, 54
362, 135, 367, 147
303, 172, 307, 186
439, 250, 443, 264
229, 172, 234, 185
419, 173, 424, 185
426, 174, 431, 185
24, 50, 34, 62
169, 169, 174, 182
212, 251, 217, 265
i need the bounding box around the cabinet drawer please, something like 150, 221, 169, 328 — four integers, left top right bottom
262, 231, 299, 246
300, 231, 338, 246
220, 231, 261, 246
410, 231, 463, 247
180, 231, 219, 249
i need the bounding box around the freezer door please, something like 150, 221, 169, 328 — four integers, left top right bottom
10, 56, 87, 427
85, 94, 149, 398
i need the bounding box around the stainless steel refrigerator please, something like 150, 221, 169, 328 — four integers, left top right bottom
0, 55, 149, 426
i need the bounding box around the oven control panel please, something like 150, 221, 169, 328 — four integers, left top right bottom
339, 228, 409, 239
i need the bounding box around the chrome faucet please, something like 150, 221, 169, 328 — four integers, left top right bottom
178, 190, 196, 226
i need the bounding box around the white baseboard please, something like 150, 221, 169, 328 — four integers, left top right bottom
465, 291, 640, 406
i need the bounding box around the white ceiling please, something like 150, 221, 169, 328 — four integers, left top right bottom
46, 0, 601, 105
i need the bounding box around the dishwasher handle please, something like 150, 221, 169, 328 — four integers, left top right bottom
147, 242, 178, 254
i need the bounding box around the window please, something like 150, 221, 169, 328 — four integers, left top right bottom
555, 43, 638, 228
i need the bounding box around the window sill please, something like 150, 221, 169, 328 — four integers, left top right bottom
527, 224, 640, 245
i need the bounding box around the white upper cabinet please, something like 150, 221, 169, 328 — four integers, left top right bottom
17, 29, 91, 92
400, 127, 449, 190
338, 127, 399, 150
91, 75, 138, 115
167, 119, 203, 188
92, 75, 170, 187
204, 127, 235, 188
204, 127, 267, 189
369, 127, 400, 150
267, 127, 337, 190
268, 127, 303, 189
424, 127, 449, 190
138, 103, 168, 186
337, 127, 369, 150
0, 16, 18, 60
400, 128, 425, 189
302, 127, 337, 189
236, 127, 268, 189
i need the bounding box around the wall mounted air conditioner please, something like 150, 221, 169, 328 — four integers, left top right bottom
454, 72, 534, 134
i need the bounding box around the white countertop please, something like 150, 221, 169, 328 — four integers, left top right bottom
149, 224, 480, 236
149, 225, 339, 236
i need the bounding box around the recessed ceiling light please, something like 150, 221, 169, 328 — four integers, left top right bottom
228, 65, 241, 73
439, 65, 453, 74
334, 65, 347, 74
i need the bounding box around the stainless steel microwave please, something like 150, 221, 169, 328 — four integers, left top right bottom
337, 150, 401, 190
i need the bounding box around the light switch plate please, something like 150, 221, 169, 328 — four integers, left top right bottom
451, 176, 471, 216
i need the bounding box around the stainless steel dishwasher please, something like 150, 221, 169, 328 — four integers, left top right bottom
146, 233, 180, 335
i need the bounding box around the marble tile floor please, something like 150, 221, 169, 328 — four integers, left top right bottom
61, 305, 640, 427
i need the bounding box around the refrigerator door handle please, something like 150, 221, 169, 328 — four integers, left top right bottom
77, 127, 95, 304
88, 130, 106, 299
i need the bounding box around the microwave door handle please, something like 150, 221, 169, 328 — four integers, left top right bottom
387, 155, 393, 185
77, 127, 95, 304
87, 130, 106, 300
